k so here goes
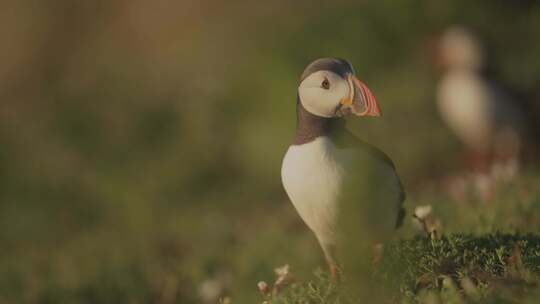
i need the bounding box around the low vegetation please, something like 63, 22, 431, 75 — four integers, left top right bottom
266, 234, 540, 303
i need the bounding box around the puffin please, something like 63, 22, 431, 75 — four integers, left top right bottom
435, 26, 528, 181
281, 58, 405, 279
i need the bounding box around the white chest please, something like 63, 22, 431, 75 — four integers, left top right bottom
437, 71, 493, 150
281, 137, 350, 244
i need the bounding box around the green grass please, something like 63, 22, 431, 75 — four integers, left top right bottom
252, 173, 540, 304
268, 234, 540, 304
1, 173, 538, 303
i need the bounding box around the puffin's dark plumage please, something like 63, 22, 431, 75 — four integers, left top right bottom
293, 98, 338, 145
300, 58, 354, 81
328, 125, 407, 222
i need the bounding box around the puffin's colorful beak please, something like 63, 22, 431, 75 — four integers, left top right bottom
340, 74, 381, 117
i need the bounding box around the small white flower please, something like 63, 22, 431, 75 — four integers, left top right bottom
257, 281, 269, 295
274, 264, 290, 277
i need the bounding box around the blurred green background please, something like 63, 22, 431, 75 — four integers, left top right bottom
1, 1, 540, 303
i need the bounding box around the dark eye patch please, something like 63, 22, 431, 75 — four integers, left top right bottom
321, 78, 330, 89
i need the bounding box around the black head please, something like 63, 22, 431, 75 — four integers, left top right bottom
300, 58, 355, 82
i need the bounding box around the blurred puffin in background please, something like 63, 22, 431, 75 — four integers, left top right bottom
281, 58, 405, 279
434, 26, 538, 199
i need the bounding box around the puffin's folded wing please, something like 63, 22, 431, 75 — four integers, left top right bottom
334, 129, 406, 232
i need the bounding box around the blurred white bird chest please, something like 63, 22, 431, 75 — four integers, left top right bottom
437, 70, 492, 149
281, 137, 352, 243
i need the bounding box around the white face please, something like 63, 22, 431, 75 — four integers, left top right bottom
298, 71, 351, 118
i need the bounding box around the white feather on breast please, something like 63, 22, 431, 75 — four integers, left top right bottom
281, 137, 350, 245
437, 70, 493, 151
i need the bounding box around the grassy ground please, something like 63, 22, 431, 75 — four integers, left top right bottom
268, 234, 540, 304
3, 171, 539, 304
0, 147, 538, 304
252, 173, 540, 304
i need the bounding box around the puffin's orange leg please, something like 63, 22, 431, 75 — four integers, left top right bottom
329, 263, 338, 281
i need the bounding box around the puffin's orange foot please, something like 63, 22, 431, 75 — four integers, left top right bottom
329, 263, 338, 281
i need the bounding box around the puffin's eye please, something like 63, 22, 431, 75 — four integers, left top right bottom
321, 78, 330, 90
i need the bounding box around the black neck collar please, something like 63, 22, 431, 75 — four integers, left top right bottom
293, 97, 346, 145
